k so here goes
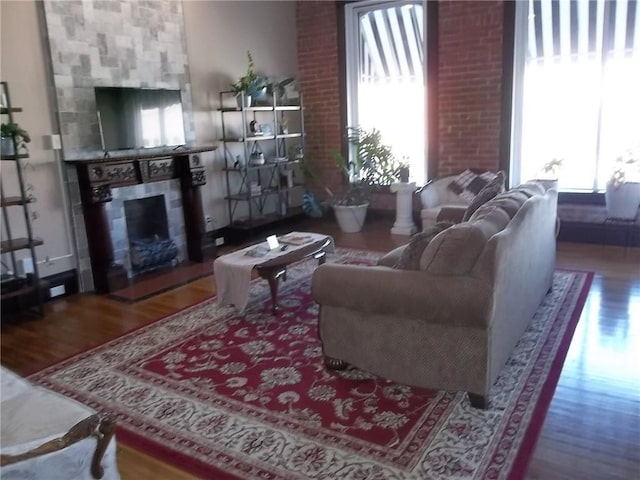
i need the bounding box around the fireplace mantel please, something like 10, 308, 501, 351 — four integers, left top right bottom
68, 146, 217, 293
64, 146, 217, 165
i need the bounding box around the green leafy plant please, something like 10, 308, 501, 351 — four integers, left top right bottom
231, 51, 267, 97
609, 148, 640, 188
397, 156, 410, 182
538, 157, 564, 179
331, 126, 401, 206
1, 122, 31, 151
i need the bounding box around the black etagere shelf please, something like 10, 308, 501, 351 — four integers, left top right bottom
1, 81, 45, 315
218, 89, 305, 230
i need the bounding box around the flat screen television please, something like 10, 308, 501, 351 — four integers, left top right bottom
95, 87, 186, 151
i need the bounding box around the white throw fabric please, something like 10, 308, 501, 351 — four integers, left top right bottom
0, 367, 120, 480
214, 232, 333, 311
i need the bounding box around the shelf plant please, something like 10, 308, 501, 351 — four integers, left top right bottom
1, 121, 31, 155
532, 157, 564, 191
230, 51, 267, 107
539, 157, 564, 179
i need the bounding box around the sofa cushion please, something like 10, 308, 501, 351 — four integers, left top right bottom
513, 181, 545, 197
481, 195, 522, 219
394, 222, 453, 270
421, 208, 511, 274
467, 203, 513, 229
447, 169, 497, 202
436, 206, 467, 224
474, 190, 529, 220
462, 171, 506, 221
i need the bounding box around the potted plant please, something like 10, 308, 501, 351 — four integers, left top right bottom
533, 157, 564, 191
331, 126, 400, 232
397, 158, 410, 183
231, 51, 267, 109
1, 122, 30, 156
605, 149, 640, 220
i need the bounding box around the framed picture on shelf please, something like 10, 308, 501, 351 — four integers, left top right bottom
260, 124, 273, 136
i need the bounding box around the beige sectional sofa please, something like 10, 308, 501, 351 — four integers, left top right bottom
312, 183, 557, 408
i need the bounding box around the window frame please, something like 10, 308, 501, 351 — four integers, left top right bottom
510, 0, 639, 195
344, 0, 430, 185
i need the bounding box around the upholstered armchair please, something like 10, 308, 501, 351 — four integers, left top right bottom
419, 174, 470, 230
420, 170, 500, 231
0, 367, 120, 480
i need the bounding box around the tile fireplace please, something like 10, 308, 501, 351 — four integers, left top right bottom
66, 147, 217, 293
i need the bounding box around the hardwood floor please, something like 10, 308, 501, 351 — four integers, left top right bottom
1, 218, 639, 479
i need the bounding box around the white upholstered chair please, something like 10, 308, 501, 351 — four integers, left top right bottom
419, 174, 471, 230
0, 367, 120, 480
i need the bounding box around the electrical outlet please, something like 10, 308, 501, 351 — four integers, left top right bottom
215, 237, 225, 246
49, 285, 66, 298
205, 215, 212, 224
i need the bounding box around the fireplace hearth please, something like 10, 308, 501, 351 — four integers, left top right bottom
124, 195, 178, 275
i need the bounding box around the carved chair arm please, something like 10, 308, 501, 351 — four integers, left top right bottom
0, 414, 116, 479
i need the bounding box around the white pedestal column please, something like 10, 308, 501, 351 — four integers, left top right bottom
390, 182, 417, 235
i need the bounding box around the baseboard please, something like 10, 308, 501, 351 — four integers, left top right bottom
1, 269, 78, 316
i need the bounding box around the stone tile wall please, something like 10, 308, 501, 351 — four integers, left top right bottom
42, 0, 195, 291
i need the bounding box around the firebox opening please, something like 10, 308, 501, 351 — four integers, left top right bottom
124, 195, 178, 275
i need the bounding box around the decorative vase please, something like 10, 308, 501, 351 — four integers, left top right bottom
605, 182, 640, 220
333, 203, 369, 233
399, 166, 410, 183
1, 136, 14, 156
236, 94, 251, 109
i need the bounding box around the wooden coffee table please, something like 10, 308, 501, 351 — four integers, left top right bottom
255, 236, 332, 314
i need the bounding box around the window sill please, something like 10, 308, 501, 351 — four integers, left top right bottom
558, 191, 605, 206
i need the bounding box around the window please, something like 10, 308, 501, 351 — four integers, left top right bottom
511, 0, 640, 192
345, 1, 427, 185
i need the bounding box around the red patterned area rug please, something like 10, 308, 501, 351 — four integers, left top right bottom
30, 249, 593, 480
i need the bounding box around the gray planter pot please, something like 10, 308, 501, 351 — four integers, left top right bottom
1, 136, 15, 156
236, 94, 252, 109
333, 203, 369, 233
605, 182, 640, 220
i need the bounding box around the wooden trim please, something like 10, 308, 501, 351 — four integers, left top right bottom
0, 414, 116, 480
337, 1, 349, 159
63, 146, 216, 165
92, 416, 116, 479
499, 1, 516, 185
426, 0, 439, 180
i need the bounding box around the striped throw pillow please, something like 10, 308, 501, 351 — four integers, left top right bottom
447, 169, 498, 202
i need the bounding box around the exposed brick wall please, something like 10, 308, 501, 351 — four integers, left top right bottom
438, 1, 504, 176
296, 1, 344, 200
296, 0, 505, 209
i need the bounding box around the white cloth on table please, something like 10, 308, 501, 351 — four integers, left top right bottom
213, 232, 333, 311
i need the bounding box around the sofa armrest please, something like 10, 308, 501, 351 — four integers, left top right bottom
312, 264, 493, 327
